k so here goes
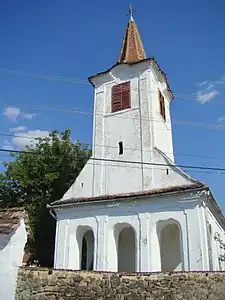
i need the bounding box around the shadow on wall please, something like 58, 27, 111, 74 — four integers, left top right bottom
114, 222, 136, 272
0, 237, 9, 251
157, 218, 184, 272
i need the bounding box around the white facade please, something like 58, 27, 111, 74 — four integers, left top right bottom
51, 19, 225, 273
52, 187, 225, 272
0, 218, 28, 300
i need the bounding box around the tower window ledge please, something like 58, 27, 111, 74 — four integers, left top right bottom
105, 107, 139, 118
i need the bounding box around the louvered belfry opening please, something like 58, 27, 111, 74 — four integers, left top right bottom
111, 81, 131, 113
159, 90, 166, 121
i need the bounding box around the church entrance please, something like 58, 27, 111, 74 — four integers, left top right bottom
80, 229, 94, 270
159, 222, 183, 272
116, 225, 136, 272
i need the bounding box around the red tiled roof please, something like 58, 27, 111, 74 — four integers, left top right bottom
118, 18, 146, 64
88, 18, 173, 98
0, 207, 27, 235
50, 183, 205, 207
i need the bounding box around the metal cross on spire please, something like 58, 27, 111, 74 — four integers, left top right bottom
128, 4, 135, 21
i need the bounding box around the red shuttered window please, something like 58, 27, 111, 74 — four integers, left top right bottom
159, 90, 166, 121
112, 81, 131, 112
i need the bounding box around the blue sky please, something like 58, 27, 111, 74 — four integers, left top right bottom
1, 1, 225, 210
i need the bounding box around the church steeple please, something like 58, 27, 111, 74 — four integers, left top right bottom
118, 6, 146, 64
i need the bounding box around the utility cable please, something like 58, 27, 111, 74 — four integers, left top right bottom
1, 147, 225, 173
2, 103, 225, 132
1, 68, 224, 105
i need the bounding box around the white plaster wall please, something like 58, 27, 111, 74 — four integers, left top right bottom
63, 161, 93, 199
54, 215, 98, 270
206, 206, 225, 271
63, 61, 190, 200
0, 219, 27, 300
54, 190, 210, 272
92, 67, 146, 196
152, 148, 197, 189
149, 65, 174, 163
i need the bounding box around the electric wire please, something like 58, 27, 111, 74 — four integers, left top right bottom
1, 147, 225, 173
1, 68, 224, 105
0, 151, 225, 177
3, 100, 225, 132
1, 70, 225, 170
1, 131, 225, 162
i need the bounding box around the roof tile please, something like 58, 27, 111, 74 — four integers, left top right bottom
118, 19, 146, 64
50, 183, 205, 207
0, 207, 26, 235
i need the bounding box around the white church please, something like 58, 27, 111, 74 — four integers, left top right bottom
49, 13, 225, 273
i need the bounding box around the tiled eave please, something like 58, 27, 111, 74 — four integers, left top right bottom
50, 183, 205, 207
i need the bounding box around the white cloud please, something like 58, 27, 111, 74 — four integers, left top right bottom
10, 126, 27, 133
196, 90, 219, 104
197, 80, 209, 87
3, 106, 21, 121
196, 75, 225, 104
211, 77, 225, 85
218, 116, 225, 123
197, 76, 225, 87
1, 140, 14, 151
22, 113, 36, 120
205, 84, 215, 92
2, 106, 36, 121
12, 130, 49, 149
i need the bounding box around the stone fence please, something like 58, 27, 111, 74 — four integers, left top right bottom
16, 267, 225, 300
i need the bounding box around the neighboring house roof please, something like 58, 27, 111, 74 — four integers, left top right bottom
0, 207, 29, 235
49, 183, 205, 207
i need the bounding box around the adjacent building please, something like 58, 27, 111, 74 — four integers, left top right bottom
0, 207, 30, 300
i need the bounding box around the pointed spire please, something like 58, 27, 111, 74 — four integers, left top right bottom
118, 6, 146, 64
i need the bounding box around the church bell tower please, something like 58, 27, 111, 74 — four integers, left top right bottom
63, 9, 176, 200
88, 11, 175, 196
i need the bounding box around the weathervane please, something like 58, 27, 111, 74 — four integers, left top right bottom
128, 4, 135, 21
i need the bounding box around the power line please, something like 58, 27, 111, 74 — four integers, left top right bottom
1, 149, 225, 176
2, 71, 225, 167
1, 147, 225, 173
0, 69, 88, 84
62, 109, 225, 132
1, 131, 225, 162
1, 68, 224, 105
3, 101, 225, 132
1, 156, 224, 176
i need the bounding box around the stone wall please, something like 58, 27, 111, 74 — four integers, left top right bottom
16, 267, 225, 300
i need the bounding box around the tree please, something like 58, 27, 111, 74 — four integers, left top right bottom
0, 130, 91, 266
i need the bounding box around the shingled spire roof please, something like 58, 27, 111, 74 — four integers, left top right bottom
118, 13, 146, 64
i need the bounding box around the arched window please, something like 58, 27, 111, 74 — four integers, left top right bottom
158, 221, 183, 272
114, 223, 136, 272
77, 227, 94, 271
